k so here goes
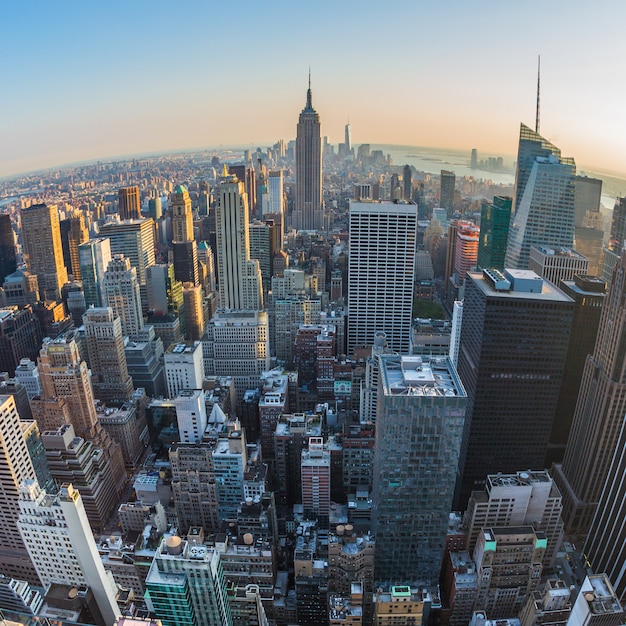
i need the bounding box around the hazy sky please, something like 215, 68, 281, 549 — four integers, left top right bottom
2, 0, 626, 178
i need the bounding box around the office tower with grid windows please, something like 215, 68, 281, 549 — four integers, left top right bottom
216, 169, 263, 310
20, 203, 68, 301
0, 395, 40, 585
456, 269, 574, 508
372, 355, 467, 585
79, 238, 112, 308
118, 185, 141, 220
347, 200, 417, 355
505, 124, 576, 269
553, 249, 626, 537
103, 254, 144, 338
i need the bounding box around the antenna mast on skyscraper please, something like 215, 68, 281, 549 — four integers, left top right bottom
535, 55, 541, 134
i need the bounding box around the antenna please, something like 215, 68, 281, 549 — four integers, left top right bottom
535, 55, 541, 134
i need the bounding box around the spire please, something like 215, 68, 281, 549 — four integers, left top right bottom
535, 55, 541, 134
306, 68, 313, 110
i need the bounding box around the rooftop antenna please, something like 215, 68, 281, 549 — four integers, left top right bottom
535, 55, 541, 134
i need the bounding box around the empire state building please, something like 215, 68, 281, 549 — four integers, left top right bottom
294, 75, 323, 231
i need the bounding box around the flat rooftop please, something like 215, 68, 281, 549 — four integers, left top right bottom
469, 270, 574, 303
379, 355, 466, 398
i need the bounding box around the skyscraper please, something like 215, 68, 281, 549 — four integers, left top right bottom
103, 254, 145, 338
118, 185, 141, 220
583, 419, 626, 604
60, 211, 89, 279
403, 164, 412, 201
456, 269, 574, 508
0, 395, 40, 585
440, 170, 456, 216
294, 75, 323, 231
505, 124, 576, 269
477, 196, 512, 270
79, 238, 112, 308
553, 249, 626, 536
171, 184, 194, 242
344, 121, 352, 155
347, 200, 418, 355
216, 168, 263, 310
267, 170, 284, 216
372, 355, 467, 584
99, 217, 156, 309
83, 307, 134, 405
20, 203, 68, 301
0, 214, 17, 285
17, 480, 120, 626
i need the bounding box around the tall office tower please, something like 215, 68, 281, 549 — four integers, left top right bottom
212, 424, 248, 521
473, 526, 546, 618
83, 307, 134, 405
98, 217, 155, 310
568, 575, 624, 625
60, 211, 89, 279
182, 283, 205, 341
173, 240, 199, 286
575, 224, 604, 276
505, 124, 576, 269
147, 263, 183, 316
118, 185, 141, 220
14, 358, 42, 399
20, 203, 68, 300
403, 164, 412, 201
583, 421, 626, 604
249, 221, 272, 293
228, 164, 257, 217
347, 200, 418, 355
42, 424, 119, 529
145, 536, 232, 626
456, 269, 573, 508
345, 121, 352, 155
440, 170, 456, 216
216, 169, 263, 310
174, 389, 207, 444
149, 196, 163, 221
574, 176, 602, 228
372, 355, 467, 585
37, 336, 125, 492
17, 481, 120, 626
202, 310, 270, 401
164, 341, 205, 398
171, 185, 194, 242
609, 196, 626, 242
477, 196, 512, 270
0, 395, 40, 585
0, 306, 43, 374
454, 221, 480, 280
0, 214, 17, 285
259, 371, 288, 457
301, 436, 331, 517
103, 255, 144, 338
294, 76, 323, 231
553, 250, 626, 536
268, 170, 284, 215
528, 246, 589, 285
170, 443, 219, 533
471, 148, 478, 169
549, 275, 606, 465
463, 470, 564, 568
273, 297, 321, 363
79, 238, 112, 308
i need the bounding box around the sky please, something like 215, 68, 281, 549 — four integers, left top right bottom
2, 0, 626, 178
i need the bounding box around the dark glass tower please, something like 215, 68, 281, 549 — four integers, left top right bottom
0, 214, 16, 284
477, 196, 512, 270
553, 250, 626, 536
294, 75, 322, 231
455, 268, 574, 508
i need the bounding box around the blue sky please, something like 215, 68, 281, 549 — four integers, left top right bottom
2, 0, 626, 177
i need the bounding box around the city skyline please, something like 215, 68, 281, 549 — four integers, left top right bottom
2, 1, 626, 178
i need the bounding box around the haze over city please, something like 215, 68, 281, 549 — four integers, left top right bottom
3, 0, 626, 178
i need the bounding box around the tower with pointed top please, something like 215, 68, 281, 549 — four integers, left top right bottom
294, 74, 323, 231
